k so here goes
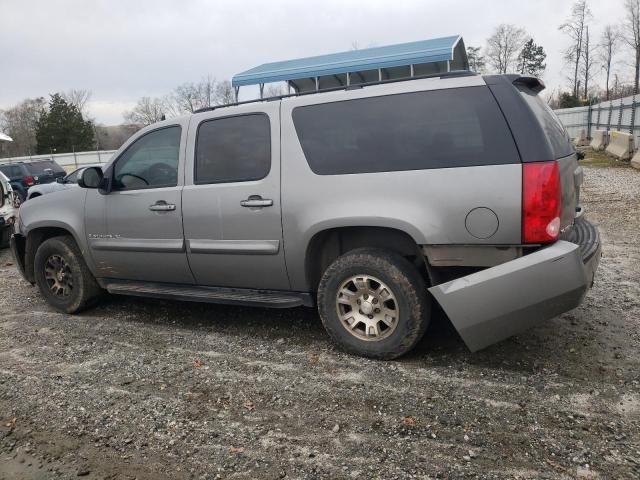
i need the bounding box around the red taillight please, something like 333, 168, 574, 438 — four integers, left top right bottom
23, 175, 34, 186
522, 161, 561, 243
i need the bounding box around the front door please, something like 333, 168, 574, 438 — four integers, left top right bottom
86, 123, 194, 284
182, 103, 289, 290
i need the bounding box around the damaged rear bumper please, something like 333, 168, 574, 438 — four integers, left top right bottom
428, 218, 601, 352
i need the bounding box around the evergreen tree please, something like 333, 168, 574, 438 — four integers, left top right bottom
517, 39, 547, 76
35, 93, 94, 154
466, 46, 486, 73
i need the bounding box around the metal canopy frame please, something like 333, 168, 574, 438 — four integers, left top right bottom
232, 35, 467, 101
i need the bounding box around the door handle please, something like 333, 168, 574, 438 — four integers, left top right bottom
149, 201, 176, 212
240, 195, 273, 208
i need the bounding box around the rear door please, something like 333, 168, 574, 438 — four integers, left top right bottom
182, 102, 290, 290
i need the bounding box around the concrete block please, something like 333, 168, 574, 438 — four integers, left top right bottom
631, 150, 640, 169
573, 129, 590, 147
605, 131, 634, 160
589, 130, 608, 151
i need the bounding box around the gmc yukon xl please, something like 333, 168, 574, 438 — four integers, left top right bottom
10, 72, 601, 359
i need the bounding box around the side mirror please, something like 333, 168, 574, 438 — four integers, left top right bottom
78, 167, 103, 189
56, 177, 64, 184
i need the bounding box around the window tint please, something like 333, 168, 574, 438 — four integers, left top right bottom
113, 126, 181, 190
195, 114, 270, 184
292, 86, 520, 175
28, 160, 64, 175
0, 165, 22, 178
517, 87, 574, 159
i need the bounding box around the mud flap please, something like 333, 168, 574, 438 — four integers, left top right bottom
428, 241, 590, 352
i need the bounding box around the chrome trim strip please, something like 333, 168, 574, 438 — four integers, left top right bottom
89, 238, 185, 253
187, 239, 280, 255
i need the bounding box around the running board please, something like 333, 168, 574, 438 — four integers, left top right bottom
100, 279, 314, 308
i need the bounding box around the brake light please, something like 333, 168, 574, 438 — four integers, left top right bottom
522, 161, 561, 243
23, 175, 35, 186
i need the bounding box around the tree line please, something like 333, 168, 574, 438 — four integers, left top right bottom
469, 0, 640, 108
0, 76, 251, 158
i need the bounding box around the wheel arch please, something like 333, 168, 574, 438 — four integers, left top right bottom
23, 224, 81, 283
304, 226, 428, 292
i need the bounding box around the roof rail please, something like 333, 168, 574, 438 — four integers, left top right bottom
194, 70, 476, 114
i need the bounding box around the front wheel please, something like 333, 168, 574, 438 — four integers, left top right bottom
317, 248, 431, 360
34, 236, 103, 313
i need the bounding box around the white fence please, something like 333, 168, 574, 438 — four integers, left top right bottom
554, 94, 640, 147
0, 150, 116, 172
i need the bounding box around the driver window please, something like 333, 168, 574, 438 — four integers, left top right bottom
113, 126, 181, 190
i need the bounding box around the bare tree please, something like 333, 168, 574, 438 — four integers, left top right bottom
123, 97, 166, 126
486, 24, 527, 74
581, 26, 597, 99
264, 84, 286, 98
61, 89, 92, 115
214, 80, 235, 105
0, 97, 46, 157
559, 0, 591, 97
599, 25, 620, 100
624, 0, 640, 94
172, 76, 219, 113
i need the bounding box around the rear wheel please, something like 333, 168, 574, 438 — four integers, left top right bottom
34, 236, 102, 313
317, 248, 431, 360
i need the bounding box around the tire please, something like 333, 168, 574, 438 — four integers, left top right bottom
317, 248, 431, 360
34, 236, 102, 313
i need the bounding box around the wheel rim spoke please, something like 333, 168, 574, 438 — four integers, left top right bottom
335, 274, 399, 342
43, 254, 73, 298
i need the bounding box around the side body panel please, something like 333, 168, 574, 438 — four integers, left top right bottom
181, 102, 290, 290
280, 76, 523, 291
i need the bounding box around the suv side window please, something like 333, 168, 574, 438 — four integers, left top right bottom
0, 165, 21, 178
113, 126, 181, 190
292, 86, 520, 175
195, 114, 270, 184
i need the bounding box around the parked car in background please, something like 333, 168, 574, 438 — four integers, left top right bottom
10, 73, 601, 359
26, 164, 104, 201
0, 159, 66, 204
0, 171, 17, 248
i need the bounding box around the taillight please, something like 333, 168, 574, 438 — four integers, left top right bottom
522, 161, 561, 243
23, 175, 35, 186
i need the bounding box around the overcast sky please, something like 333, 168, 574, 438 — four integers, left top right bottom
0, 0, 628, 125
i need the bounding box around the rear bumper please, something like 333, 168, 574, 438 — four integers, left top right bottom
428, 218, 601, 352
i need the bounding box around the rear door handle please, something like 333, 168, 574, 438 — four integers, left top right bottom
240, 195, 273, 208
149, 201, 176, 212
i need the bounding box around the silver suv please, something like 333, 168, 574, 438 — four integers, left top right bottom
10, 73, 601, 359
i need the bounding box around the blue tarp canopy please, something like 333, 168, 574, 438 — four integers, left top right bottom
232, 35, 467, 94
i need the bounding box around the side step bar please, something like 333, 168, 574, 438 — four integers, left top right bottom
100, 279, 314, 308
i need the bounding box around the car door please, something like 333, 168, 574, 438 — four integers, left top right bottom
182, 102, 290, 290
85, 121, 194, 284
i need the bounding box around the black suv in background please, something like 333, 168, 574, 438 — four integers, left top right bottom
0, 160, 66, 203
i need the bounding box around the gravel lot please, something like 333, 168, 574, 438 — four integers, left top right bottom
1, 164, 639, 480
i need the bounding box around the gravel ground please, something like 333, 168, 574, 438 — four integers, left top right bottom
0, 165, 639, 480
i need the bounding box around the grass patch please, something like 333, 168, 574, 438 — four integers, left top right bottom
579, 149, 631, 168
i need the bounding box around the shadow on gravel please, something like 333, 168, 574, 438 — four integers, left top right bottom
82, 290, 593, 379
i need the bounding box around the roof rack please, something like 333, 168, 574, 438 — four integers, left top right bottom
194, 70, 476, 114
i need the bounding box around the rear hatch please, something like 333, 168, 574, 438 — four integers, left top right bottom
516, 85, 581, 234
28, 160, 66, 184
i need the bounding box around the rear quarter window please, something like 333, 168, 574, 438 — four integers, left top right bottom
292, 86, 520, 175
517, 88, 574, 159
